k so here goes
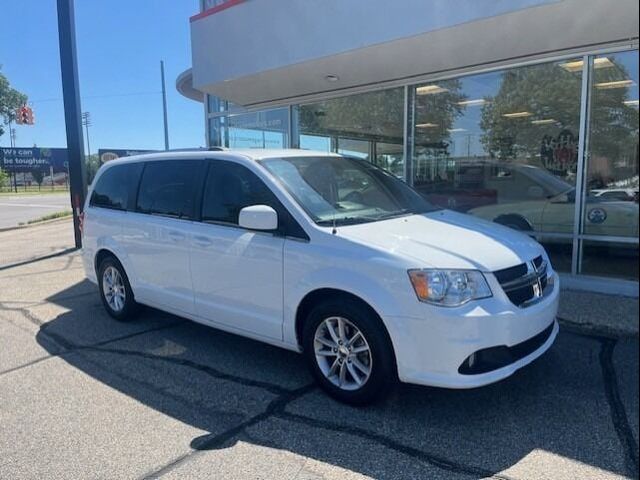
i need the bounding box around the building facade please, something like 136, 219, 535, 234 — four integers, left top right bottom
178, 0, 639, 294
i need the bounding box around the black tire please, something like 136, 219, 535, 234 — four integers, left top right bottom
302, 298, 397, 405
97, 255, 139, 321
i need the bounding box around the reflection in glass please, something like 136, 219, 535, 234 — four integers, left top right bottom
581, 240, 639, 280
299, 134, 331, 152
584, 51, 639, 238
411, 60, 585, 271
298, 89, 404, 175
211, 108, 290, 149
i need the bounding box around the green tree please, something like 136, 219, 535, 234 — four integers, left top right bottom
31, 168, 44, 190
299, 88, 406, 143
0, 167, 8, 189
85, 154, 101, 184
412, 78, 466, 149
0, 66, 28, 139
479, 60, 638, 173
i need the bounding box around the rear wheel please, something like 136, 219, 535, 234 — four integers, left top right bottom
98, 256, 139, 321
302, 299, 396, 405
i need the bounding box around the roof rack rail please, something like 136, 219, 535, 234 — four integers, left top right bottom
158, 147, 226, 153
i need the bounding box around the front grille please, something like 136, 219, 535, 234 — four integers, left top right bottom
494, 255, 549, 307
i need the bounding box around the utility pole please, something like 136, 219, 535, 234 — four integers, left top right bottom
82, 111, 92, 157
9, 124, 17, 193
160, 60, 169, 150
57, 0, 87, 248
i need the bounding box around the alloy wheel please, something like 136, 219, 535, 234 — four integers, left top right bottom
102, 266, 126, 312
313, 316, 372, 391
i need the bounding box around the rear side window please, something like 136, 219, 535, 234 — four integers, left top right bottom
202, 161, 280, 225
136, 160, 201, 219
90, 163, 142, 210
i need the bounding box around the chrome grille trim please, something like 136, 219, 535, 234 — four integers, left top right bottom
494, 255, 552, 308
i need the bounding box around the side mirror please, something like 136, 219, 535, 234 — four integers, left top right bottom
238, 205, 278, 231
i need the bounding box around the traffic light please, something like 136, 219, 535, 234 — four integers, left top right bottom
15, 106, 34, 125
15, 107, 24, 124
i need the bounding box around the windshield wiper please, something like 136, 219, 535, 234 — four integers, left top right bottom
317, 216, 377, 226
375, 209, 414, 220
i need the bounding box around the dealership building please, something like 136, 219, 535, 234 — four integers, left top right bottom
177, 0, 639, 295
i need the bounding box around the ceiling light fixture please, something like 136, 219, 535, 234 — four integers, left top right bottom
595, 80, 635, 89
416, 85, 448, 95
416, 123, 439, 128
560, 57, 614, 72
502, 111, 533, 118
531, 119, 556, 125
457, 99, 486, 107
325, 74, 339, 82
448, 128, 467, 132
623, 99, 639, 106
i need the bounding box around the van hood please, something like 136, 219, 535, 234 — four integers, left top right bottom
337, 210, 544, 272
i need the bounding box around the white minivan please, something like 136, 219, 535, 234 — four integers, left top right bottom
82, 150, 559, 404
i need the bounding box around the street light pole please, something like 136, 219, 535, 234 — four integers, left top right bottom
82, 111, 91, 157
160, 60, 169, 150
9, 124, 17, 193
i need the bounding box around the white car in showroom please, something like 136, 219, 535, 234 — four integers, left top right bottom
82, 150, 559, 404
466, 164, 639, 238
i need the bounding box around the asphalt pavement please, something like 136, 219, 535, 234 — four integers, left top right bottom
0, 193, 71, 229
0, 221, 638, 479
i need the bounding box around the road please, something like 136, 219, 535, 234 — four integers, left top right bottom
0, 193, 71, 229
0, 220, 638, 479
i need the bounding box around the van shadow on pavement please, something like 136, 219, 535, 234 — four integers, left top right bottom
36, 279, 639, 479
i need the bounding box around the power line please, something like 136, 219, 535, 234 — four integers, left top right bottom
28, 91, 163, 103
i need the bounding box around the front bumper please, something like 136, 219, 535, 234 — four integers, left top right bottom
384, 272, 560, 389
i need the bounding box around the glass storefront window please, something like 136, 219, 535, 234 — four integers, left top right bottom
298, 88, 404, 174
583, 51, 639, 238
581, 240, 638, 280
299, 134, 331, 152
337, 138, 369, 159
579, 50, 639, 278
209, 108, 290, 149
411, 60, 585, 271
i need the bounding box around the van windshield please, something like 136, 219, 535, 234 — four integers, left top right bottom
260, 156, 438, 226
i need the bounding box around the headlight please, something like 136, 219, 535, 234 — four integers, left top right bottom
407, 269, 492, 307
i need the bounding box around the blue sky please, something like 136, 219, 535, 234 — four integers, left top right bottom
0, 0, 203, 151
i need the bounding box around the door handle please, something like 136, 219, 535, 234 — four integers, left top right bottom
192, 235, 213, 247
167, 230, 186, 242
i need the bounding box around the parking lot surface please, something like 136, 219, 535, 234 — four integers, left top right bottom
0, 222, 638, 479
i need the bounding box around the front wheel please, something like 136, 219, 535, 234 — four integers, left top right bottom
302, 299, 396, 405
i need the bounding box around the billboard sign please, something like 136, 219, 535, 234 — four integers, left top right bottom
98, 148, 157, 163
0, 147, 68, 173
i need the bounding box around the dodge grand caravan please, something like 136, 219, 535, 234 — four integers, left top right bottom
82, 150, 559, 404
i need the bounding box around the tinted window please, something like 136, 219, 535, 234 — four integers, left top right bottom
136, 160, 201, 219
202, 161, 280, 225
90, 163, 142, 210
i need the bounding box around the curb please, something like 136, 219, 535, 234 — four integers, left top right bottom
0, 215, 73, 233
558, 317, 639, 339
